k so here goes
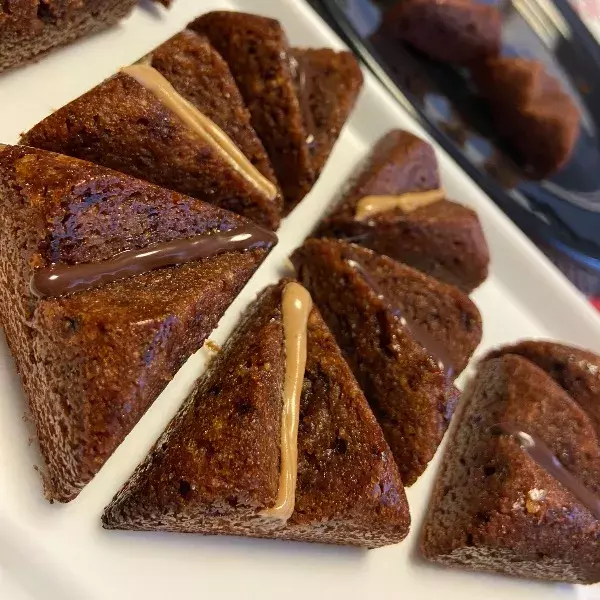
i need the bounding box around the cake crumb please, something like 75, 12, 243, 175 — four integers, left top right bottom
526, 488, 547, 514
205, 340, 221, 354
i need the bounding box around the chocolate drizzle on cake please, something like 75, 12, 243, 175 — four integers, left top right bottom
491, 422, 600, 520
31, 224, 277, 299
290, 53, 317, 150
346, 257, 455, 379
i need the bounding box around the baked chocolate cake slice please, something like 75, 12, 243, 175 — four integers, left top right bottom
148, 30, 281, 215
487, 340, 600, 438
0, 145, 276, 502
102, 281, 410, 547
315, 130, 489, 292
381, 0, 501, 64
21, 64, 280, 230
292, 238, 482, 485
0, 0, 137, 73
290, 48, 363, 176
421, 352, 600, 584
189, 12, 315, 215
472, 58, 580, 178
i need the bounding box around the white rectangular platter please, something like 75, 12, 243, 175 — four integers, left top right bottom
1, 1, 600, 599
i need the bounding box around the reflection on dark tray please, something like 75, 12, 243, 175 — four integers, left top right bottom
322, 0, 600, 280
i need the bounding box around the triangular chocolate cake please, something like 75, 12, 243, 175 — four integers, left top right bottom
315, 129, 489, 293
472, 58, 580, 178
102, 281, 410, 547
421, 350, 600, 584
381, 0, 501, 64
189, 12, 316, 215
0, 145, 277, 502
290, 48, 363, 176
21, 63, 281, 230
148, 30, 281, 212
292, 238, 482, 485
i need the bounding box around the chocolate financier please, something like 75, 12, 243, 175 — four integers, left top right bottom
290, 48, 364, 176
0, 145, 276, 502
190, 12, 315, 215
422, 354, 600, 584
21, 66, 280, 230
472, 58, 580, 178
148, 30, 282, 215
103, 281, 410, 548
0, 0, 139, 74
381, 0, 501, 64
315, 130, 489, 293
292, 238, 482, 485
381, 0, 502, 64
487, 340, 600, 438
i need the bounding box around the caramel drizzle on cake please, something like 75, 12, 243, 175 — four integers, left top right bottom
122, 64, 278, 201
30, 224, 277, 298
346, 257, 454, 379
355, 189, 445, 221
261, 282, 312, 521
491, 423, 600, 520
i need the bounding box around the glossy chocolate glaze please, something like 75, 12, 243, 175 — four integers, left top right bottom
31, 224, 277, 299
346, 257, 455, 378
492, 422, 600, 520
290, 53, 317, 150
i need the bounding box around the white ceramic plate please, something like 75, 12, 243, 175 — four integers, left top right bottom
1, 1, 600, 598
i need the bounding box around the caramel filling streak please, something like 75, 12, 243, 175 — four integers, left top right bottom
261, 282, 312, 521
355, 189, 445, 221
30, 224, 277, 299
122, 64, 278, 201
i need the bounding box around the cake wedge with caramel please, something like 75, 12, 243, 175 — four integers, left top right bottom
315, 129, 489, 292
189, 12, 363, 215
0, 145, 277, 502
102, 281, 410, 547
21, 60, 281, 230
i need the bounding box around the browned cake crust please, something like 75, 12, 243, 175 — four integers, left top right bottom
0, 0, 137, 73
421, 354, 600, 584
292, 48, 364, 176
0, 145, 274, 502
103, 281, 410, 547
472, 58, 580, 178
149, 30, 282, 220
190, 11, 315, 215
21, 72, 279, 230
315, 130, 489, 292
487, 340, 600, 438
292, 238, 482, 485
382, 0, 501, 64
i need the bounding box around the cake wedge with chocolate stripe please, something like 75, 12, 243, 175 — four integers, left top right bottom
0, 145, 277, 502
292, 238, 482, 485
102, 281, 410, 547
421, 350, 600, 584
289, 48, 364, 177
21, 63, 280, 230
